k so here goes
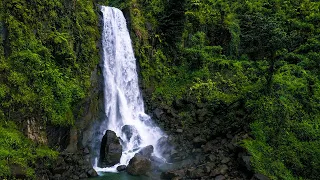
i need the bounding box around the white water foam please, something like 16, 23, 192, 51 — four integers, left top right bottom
94, 6, 165, 172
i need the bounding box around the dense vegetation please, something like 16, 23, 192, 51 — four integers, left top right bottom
124, 0, 320, 179
1, 0, 320, 179
0, 0, 100, 178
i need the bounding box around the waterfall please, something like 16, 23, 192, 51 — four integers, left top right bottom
94, 6, 165, 172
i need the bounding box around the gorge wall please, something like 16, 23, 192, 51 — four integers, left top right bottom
1, 0, 320, 179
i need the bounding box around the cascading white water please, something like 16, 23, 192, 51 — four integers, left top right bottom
94, 6, 165, 172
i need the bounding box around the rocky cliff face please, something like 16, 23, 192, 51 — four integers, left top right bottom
32, 64, 105, 154
34, 65, 104, 179
24, 117, 48, 145
144, 98, 258, 179
66, 65, 105, 154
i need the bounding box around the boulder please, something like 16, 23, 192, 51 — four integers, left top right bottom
215, 175, 225, 180
219, 164, 229, 175
238, 153, 252, 171
138, 145, 154, 158
156, 137, 173, 158
127, 154, 151, 176
210, 165, 228, 177
187, 168, 205, 178
161, 170, 185, 179
221, 157, 230, 164
79, 173, 88, 179
83, 147, 90, 154
153, 108, 164, 119
117, 165, 127, 172
193, 136, 207, 148
121, 125, 141, 148
150, 155, 165, 164
87, 168, 98, 177
52, 157, 68, 174
122, 125, 138, 141
99, 130, 122, 167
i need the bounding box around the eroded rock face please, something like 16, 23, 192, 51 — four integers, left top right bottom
156, 137, 173, 159
121, 125, 141, 148
193, 136, 207, 148
25, 118, 48, 144
138, 145, 154, 159
127, 154, 151, 176
122, 125, 137, 141
99, 130, 122, 167
36, 151, 98, 180
161, 169, 186, 180
117, 165, 127, 172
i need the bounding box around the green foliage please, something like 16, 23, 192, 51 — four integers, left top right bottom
130, 0, 320, 179
244, 64, 320, 179
0, 0, 100, 177
0, 0, 99, 125
1, 0, 320, 179
0, 120, 58, 178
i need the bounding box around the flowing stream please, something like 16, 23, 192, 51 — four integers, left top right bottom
93, 6, 165, 173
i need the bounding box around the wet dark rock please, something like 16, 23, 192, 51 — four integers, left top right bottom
213, 118, 221, 125
138, 145, 154, 158
203, 141, 215, 153
193, 136, 207, 148
79, 173, 88, 178
150, 155, 164, 164
156, 137, 173, 158
117, 165, 127, 171
196, 108, 208, 122
211, 164, 229, 177
210, 169, 219, 177
219, 164, 229, 175
206, 154, 216, 162
52, 157, 68, 174
203, 165, 211, 173
54, 174, 62, 179
226, 133, 233, 139
144, 94, 251, 179
187, 168, 205, 178
153, 108, 164, 119
127, 154, 151, 176
251, 173, 270, 180
215, 175, 225, 180
99, 130, 122, 167
239, 153, 252, 171
87, 168, 98, 177
170, 149, 179, 157
221, 139, 227, 145
161, 169, 185, 179
78, 159, 86, 166
36, 149, 97, 179
65, 157, 73, 163
192, 148, 202, 153
227, 142, 236, 151
221, 157, 230, 164
176, 129, 183, 133
121, 125, 140, 142
83, 147, 90, 154
52, 166, 67, 175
